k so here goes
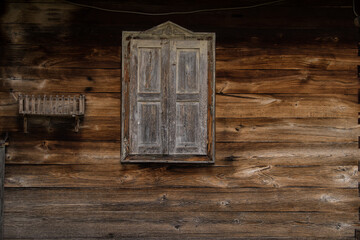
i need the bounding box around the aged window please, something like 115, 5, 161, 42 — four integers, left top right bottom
121, 21, 215, 163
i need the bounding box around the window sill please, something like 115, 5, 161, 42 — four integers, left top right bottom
122, 155, 214, 164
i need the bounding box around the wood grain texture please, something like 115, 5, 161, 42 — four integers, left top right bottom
216, 94, 358, 118
4, 164, 357, 188
5, 140, 120, 165
0, 117, 120, 141
0, 92, 120, 117
4, 187, 359, 213
169, 40, 208, 155
216, 69, 359, 94
2, 24, 357, 48
0, 67, 121, 93
216, 118, 359, 143
216, 48, 360, 71
123, 23, 215, 162
2, 45, 360, 71
1, 93, 347, 127
0, 45, 120, 69
129, 40, 164, 154
1, 0, 359, 239
3, 210, 357, 239
4, 141, 358, 166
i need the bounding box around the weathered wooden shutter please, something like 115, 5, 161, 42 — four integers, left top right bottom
129, 40, 168, 154
122, 21, 215, 163
168, 40, 208, 155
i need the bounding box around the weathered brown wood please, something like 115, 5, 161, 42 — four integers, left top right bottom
4, 187, 359, 213
0, 92, 120, 117
3, 210, 357, 239
216, 118, 359, 143
216, 94, 358, 118
2, 24, 357, 48
4, 164, 357, 188
2, 45, 360, 71
216, 48, 360, 71
0, 67, 121, 93
122, 22, 215, 162
4, 141, 358, 166
0, 117, 120, 141
5, 140, 120, 165
129, 40, 164, 154
3, 116, 357, 143
216, 69, 359, 94
216, 142, 358, 166
168, 40, 208, 155
1, 0, 359, 238
0, 45, 120, 69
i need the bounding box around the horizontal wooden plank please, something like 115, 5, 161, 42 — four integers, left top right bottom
0, 67, 121, 93
216, 69, 359, 94
1, 45, 359, 71
4, 164, 357, 188
3, 92, 357, 119
216, 48, 360, 71
216, 94, 358, 118
3, 210, 357, 239
1, 68, 357, 94
0, 92, 120, 117
2, 117, 357, 143
4, 141, 357, 166
0, 117, 120, 141
216, 142, 358, 166
4, 187, 358, 213
1, 24, 357, 47
0, 45, 120, 69
216, 118, 359, 143
5, 140, 120, 164
1, 68, 357, 95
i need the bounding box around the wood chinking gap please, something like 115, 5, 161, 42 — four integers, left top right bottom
18, 94, 85, 133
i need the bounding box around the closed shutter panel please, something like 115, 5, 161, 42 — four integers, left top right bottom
168, 40, 208, 155
129, 40, 168, 154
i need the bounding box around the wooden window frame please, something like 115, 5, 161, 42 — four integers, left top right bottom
121, 21, 215, 164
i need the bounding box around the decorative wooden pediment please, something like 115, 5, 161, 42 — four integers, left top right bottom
143, 21, 194, 37
122, 21, 215, 42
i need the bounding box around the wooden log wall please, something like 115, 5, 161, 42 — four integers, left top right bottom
1, 0, 360, 239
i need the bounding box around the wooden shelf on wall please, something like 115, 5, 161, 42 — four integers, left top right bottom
18, 94, 85, 133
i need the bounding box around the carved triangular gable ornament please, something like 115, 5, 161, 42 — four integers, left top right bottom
143, 21, 194, 36
122, 21, 215, 41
